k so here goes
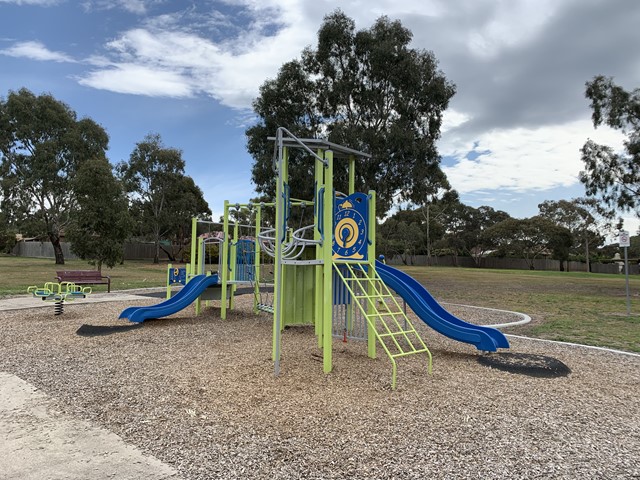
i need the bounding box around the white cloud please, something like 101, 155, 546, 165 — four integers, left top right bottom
4, 0, 635, 220
78, 63, 193, 97
76, 9, 315, 108
72, 0, 582, 111
0, 40, 75, 62
440, 109, 470, 134
440, 119, 626, 194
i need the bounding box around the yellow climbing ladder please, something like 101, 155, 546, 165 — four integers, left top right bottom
333, 262, 432, 389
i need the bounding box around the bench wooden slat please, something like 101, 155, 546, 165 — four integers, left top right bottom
55, 270, 111, 292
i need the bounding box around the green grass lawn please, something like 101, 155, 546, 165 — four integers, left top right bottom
0, 255, 173, 296
1, 255, 638, 353
400, 265, 640, 353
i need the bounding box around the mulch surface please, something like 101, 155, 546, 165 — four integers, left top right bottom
0, 296, 638, 479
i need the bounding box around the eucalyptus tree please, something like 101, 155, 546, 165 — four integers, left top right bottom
247, 10, 456, 217
66, 157, 132, 270
0, 88, 109, 264
486, 217, 573, 270
538, 198, 605, 271
118, 134, 210, 263
580, 76, 640, 217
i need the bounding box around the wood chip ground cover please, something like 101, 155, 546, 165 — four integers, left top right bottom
0, 296, 638, 479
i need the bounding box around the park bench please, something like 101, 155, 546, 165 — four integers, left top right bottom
55, 270, 111, 292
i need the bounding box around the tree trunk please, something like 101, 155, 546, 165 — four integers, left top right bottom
49, 233, 65, 265
426, 205, 431, 266
154, 240, 160, 264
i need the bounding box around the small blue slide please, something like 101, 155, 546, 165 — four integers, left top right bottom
376, 261, 509, 351
119, 274, 220, 323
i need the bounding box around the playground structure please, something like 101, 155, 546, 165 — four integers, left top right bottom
27, 281, 91, 315
120, 127, 509, 388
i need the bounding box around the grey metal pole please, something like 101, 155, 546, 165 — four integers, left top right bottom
624, 246, 631, 316
274, 128, 284, 376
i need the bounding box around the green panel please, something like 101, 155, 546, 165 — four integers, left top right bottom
282, 263, 316, 326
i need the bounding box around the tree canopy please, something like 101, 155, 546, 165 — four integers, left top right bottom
538, 198, 605, 271
66, 157, 132, 270
377, 199, 511, 266
0, 88, 109, 264
485, 217, 573, 270
247, 10, 456, 216
580, 76, 640, 217
117, 134, 211, 263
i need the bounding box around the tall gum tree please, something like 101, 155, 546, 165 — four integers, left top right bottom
247, 10, 456, 217
67, 157, 132, 270
538, 198, 605, 272
580, 76, 640, 218
0, 88, 109, 264
118, 134, 210, 264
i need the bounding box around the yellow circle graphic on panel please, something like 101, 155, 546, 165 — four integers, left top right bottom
335, 217, 359, 249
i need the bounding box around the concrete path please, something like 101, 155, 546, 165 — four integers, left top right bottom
0, 290, 184, 479
0, 289, 163, 311
0, 372, 182, 480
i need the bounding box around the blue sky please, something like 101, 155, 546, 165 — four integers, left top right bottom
1, 0, 638, 230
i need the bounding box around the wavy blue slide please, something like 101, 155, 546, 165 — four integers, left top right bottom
119, 274, 220, 323
375, 261, 509, 351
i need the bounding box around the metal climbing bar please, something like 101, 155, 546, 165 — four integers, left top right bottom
333, 262, 432, 389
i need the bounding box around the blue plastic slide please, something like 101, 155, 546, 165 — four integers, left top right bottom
375, 261, 509, 351
119, 274, 220, 323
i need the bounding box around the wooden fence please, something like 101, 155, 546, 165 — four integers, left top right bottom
11, 241, 173, 261
12, 241, 637, 274
384, 254, 638, 275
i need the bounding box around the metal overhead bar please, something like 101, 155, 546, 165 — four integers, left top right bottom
268, 131, 371, 162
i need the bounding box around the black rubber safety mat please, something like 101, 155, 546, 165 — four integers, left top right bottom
478, 352, 571, 378
76, 324, 143, 337
134, 291, 167, 298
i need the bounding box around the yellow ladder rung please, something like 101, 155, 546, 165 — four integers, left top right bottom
365, 311, 405, 319
391, 348, 430, 359
353, 294, 389, 300
378, 331, 416, 338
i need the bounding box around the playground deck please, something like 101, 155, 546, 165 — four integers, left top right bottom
0, 294, 638, 479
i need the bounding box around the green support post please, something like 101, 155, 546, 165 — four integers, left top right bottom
195, 237, 203, 315
190, 217, 197, 280
221, 200, 230, 320
348, 155, 355, 195
346, 154, 356, 333
254, 204, 262, 313
229, 216, 239, 311
166, 263, 172, 299
367, 190, 377, 359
